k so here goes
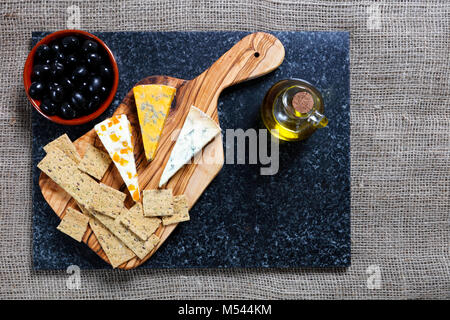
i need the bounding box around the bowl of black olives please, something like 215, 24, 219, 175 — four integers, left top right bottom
24, 30, 118, 125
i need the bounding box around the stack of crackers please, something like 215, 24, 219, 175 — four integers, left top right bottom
38, 133, 190, 268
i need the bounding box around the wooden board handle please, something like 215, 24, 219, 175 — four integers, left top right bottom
185, 32, 285, 117
206, 32, 285, 87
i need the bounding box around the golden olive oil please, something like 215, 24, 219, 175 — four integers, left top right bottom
261, 79, 328, 141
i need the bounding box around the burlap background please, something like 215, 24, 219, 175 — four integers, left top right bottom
0, 0, 448, 299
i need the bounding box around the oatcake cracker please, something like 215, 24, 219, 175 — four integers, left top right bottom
38, 148, 96, 207
44, 133, 81, 164
56, 207, 89, 242
117, 203, 161, 241
99, 183, 127, 202
39, 148, 124, 218
38, 147, 79, 186
85, 182, 127, 219
64, 171, 101, 208
78, 144, 111, 180
88, 188, 127, 219
38, 148, 125, 216
91, 210, 160, 259
77, 203, 91, 217
143, 189, 174, 217
162, 195, 190, 226
89, 216, 136, 268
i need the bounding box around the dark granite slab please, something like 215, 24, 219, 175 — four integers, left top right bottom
31, 31, 350, 269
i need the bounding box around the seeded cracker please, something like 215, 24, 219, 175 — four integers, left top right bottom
78, 144, 111, 180
162, 195, 190, 226
88, 184, 127, 218
38, 148, 119, 215
143, 189, 174, 217
39, 147, 125, 218
85, 178, 128, 219
65, 171, 101, 208
38, 147, 78, 186
56, 207, 89, 242
43, 133, 81, 164
90, 210, 160, 259
99, 183, 127, 202
89, 216, 136, 268
78, 203, 91, 217
117, 202, 161, 241
38, 148, 95, 207
63, 168, 109, 211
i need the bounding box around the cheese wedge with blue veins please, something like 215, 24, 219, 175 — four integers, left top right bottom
94, 114, 141, 201
159, 106, 221, 187
133, 85, 176, 161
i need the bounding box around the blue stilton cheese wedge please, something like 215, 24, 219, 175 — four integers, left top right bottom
159, 106, 221, 187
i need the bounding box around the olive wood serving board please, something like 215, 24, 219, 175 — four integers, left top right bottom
38, 32, 285, 269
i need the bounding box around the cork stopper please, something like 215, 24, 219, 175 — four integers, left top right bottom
292, 91, 314, 114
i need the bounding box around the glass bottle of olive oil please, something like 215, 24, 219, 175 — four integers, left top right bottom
261, 79, 328, 141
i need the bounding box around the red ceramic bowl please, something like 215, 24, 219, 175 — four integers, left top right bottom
23, 30, 119, 125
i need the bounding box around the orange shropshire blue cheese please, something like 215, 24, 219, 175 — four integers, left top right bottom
94, 114, 140, 201
133, 84, 176, 161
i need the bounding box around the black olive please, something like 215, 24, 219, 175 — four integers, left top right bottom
77, 57, 87, 66
50, 86, 65, 103
29, 81, 45, 99
35, 44, 51, 62
60, 77, 74, 91
86, 52, 102, 69
79, 81, 90, 94
31, 64, 51, 81
98, 85, 110, 99
59, 102, 77, 119
72, 65, 88, 83
92, 95, 101, 103
88, 76, 102, 94
50, 42, 62, 56
40, 99, 57, 116
50, 61, 65, 78
47, 81, 59, 92
86, 95, 101, 112
65, 54, 78, 68
70, 92, 87, 111
55, 51, 65, 62
61, 36, 80, 52
81, 40, 99, 54
99, 65, 112, 81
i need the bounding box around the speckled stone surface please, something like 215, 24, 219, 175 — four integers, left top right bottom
32, 31, 350, 269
